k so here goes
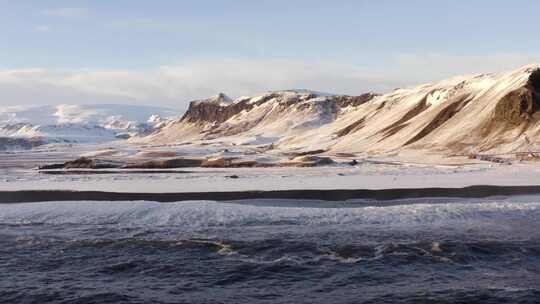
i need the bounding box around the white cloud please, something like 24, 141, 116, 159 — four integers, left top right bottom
0, 60, 399, 110
0, 54, 538, 111
391, 53, 540, 82
43, 7, 90, 19
34, 25, 51, 32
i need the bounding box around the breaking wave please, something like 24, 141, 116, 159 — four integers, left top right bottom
1, 199, 540, 229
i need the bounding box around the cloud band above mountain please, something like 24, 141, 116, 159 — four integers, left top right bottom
0, 54, 538, 111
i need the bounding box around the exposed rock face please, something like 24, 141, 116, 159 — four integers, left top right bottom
181, 93, 240, 124
529, 68, 540, 90
180, 91, 377, 125
39, 157, 122, 170
40, 157, 205, 170
494, 88, 537, 124
494, 69, 540, 125
334, 93, 379, 108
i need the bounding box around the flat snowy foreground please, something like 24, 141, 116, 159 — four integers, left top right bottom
2, 162, 540, 193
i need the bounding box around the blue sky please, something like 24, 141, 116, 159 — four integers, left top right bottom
1, 0, 540, 109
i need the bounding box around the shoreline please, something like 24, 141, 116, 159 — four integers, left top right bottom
2, 185, 540, 203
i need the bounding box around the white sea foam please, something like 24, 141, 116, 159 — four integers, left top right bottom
1, 200, 540, 229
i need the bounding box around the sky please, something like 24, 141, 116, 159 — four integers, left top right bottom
1, 0, 540, 111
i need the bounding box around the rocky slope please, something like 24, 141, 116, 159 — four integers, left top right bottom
142, 65, 540, 158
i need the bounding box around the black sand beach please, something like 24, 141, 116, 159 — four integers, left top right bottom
3, 185, 540, 203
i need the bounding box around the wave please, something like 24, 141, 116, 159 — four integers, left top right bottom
1, 199, 540, 229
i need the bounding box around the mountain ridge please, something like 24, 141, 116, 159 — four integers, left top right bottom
141, 64, 540, 158
3, 65, 540, 158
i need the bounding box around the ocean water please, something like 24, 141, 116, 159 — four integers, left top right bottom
1, 198, 540, 303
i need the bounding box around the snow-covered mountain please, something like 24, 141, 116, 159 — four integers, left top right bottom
142, 65, 540, 158
5, 65, 540, 157
0, 104, 179, 150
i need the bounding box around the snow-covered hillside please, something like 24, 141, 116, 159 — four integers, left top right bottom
4, 65, 540, 157
142, 65, 540, 158
0, 104, 179, 150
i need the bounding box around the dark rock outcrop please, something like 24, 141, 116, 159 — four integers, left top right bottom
334, 93, 378, 108
528, 68, 540, 90
123, 158, 204, 169
494, 69, 540, 125
180, 91, 378, 126
39, 157, 122, 170
0, 137, 45, 151
181, 93, 276, 124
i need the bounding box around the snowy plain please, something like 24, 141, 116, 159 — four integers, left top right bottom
2, 144, 539, 193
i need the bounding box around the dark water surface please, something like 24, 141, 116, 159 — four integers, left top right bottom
1, 199, 540, 303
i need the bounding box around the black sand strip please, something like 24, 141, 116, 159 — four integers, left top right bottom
1, 185, 540, 203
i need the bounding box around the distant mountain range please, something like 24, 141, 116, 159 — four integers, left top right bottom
3, 65, 540, 158
0, 104, 179, 150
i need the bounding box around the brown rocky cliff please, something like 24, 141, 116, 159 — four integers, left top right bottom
493, 69, 540, 125
180, 91, 378, 125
